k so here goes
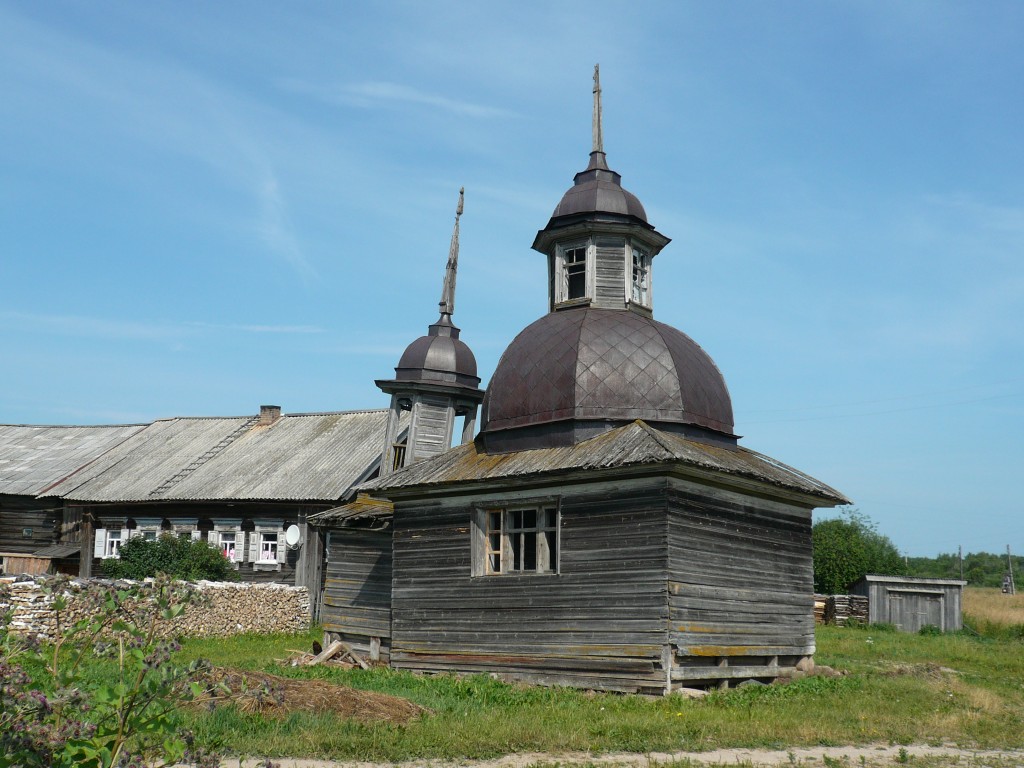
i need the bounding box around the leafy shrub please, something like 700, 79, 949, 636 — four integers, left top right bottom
813, 508, 905, 594
0, 575, 223, 768
102, 535, 239, 582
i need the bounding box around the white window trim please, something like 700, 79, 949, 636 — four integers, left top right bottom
554, 240, 594, 306
94, 527, 129, 559
250, 524, 287, 571
472, 501, 560, 577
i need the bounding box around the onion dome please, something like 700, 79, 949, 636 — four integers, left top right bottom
392, 314, 480, 390
479, 308, 734, 451
548, 152, 648, 223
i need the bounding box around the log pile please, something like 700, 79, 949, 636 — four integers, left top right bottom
0, 575, 309, 640
822, 594, 869, 626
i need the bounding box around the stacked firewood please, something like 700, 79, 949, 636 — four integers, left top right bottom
823, 594, 869, 626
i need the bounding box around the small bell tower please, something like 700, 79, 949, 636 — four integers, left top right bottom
376, 189, 484, 476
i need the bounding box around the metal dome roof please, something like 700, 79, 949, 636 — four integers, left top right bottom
549, 151, 648, 223
393, 315, 480, 390
480, 308, 734, 440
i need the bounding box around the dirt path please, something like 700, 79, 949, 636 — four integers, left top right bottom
222, 744, 1024, 768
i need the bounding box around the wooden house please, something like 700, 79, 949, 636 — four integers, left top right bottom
318, 68, 849, 693
851, 575, 967, 633
0, 424, 144, 574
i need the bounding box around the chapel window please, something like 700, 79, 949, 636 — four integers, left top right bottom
475, 505, 559, 575
631, 245, 651, 306
554, 242, 592, 305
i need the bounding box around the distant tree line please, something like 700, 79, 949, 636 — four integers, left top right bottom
813, 507, 1020, 593
905, 551, 1023, 589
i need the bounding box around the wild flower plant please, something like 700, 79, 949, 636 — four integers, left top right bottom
0, 575, 224, 768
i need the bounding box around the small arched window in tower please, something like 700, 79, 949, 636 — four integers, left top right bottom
630, 245, 651, 307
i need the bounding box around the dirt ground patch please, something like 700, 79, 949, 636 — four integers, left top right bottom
206, 668, 427, 725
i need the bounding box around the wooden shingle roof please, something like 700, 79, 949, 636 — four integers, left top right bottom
363, 420, 850, 506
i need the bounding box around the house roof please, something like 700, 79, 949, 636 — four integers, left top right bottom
308, 493, 393, 527
363, 419, 850, 505
0, 424, 146, 496
47, 410, 391, 503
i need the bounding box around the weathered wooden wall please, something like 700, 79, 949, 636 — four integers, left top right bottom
390, 480, 671, 694
594, 236, 626, 308
0, 494, 60, 555
666, 480, 815, 688
321, 528, 392, 662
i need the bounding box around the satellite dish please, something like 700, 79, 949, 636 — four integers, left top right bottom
284, 525, 302, 548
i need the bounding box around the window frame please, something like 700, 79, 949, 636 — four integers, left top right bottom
472, 500, 560, 577
628, 243, 652, 308
553, 240, 594, 306
249, 519, 287, 571
212, 518, 244, 569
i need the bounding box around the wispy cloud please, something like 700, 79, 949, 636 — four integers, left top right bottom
277, 78, 518, 119
186, 321, 324, 334
0, 312, 324, 341
254, 172, 317, 283
0, 311, 181, 341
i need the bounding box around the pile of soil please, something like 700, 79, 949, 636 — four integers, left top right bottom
204, 668, 427, 725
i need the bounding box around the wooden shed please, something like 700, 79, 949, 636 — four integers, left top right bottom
851, 575, 967, 633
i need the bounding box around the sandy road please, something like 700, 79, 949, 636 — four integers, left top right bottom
217, 744, 1024, 768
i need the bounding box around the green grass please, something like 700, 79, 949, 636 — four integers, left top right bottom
162, 624, 1024, 761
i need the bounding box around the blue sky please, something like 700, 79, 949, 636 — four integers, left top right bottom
2, 2, 1021, 557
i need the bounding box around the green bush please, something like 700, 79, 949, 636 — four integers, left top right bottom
813, 508, 905, 594
101, 535, 239, 582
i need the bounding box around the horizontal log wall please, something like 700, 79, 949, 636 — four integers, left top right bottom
321, 528, 392, 662
0, 495, 60, 555
390, 480, 671, 693
666, 481, 815, 687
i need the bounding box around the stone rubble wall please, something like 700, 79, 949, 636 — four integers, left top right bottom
0, 576, 309, 641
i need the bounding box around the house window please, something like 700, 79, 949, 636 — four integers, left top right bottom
212, 519, 243, 568
142, 530, 158, 542
475, 505, 559, 575
630, 246, 650, 306
94, 526, 130, 559
219, 532, 238, 562
259, 532, 279, 563
555, 242, 591, 304
107, 529, 123, 558
250, 519, 287, 570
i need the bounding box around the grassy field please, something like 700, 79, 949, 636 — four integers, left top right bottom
169, 618, 1024, 762
964, 587, 1024, 639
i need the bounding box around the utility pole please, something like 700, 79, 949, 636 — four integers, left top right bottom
1008, 545, 1017, 596
958, 545, 963, 581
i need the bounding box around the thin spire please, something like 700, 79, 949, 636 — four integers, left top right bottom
438, 187, 464, 318
586, 64, 609, 171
